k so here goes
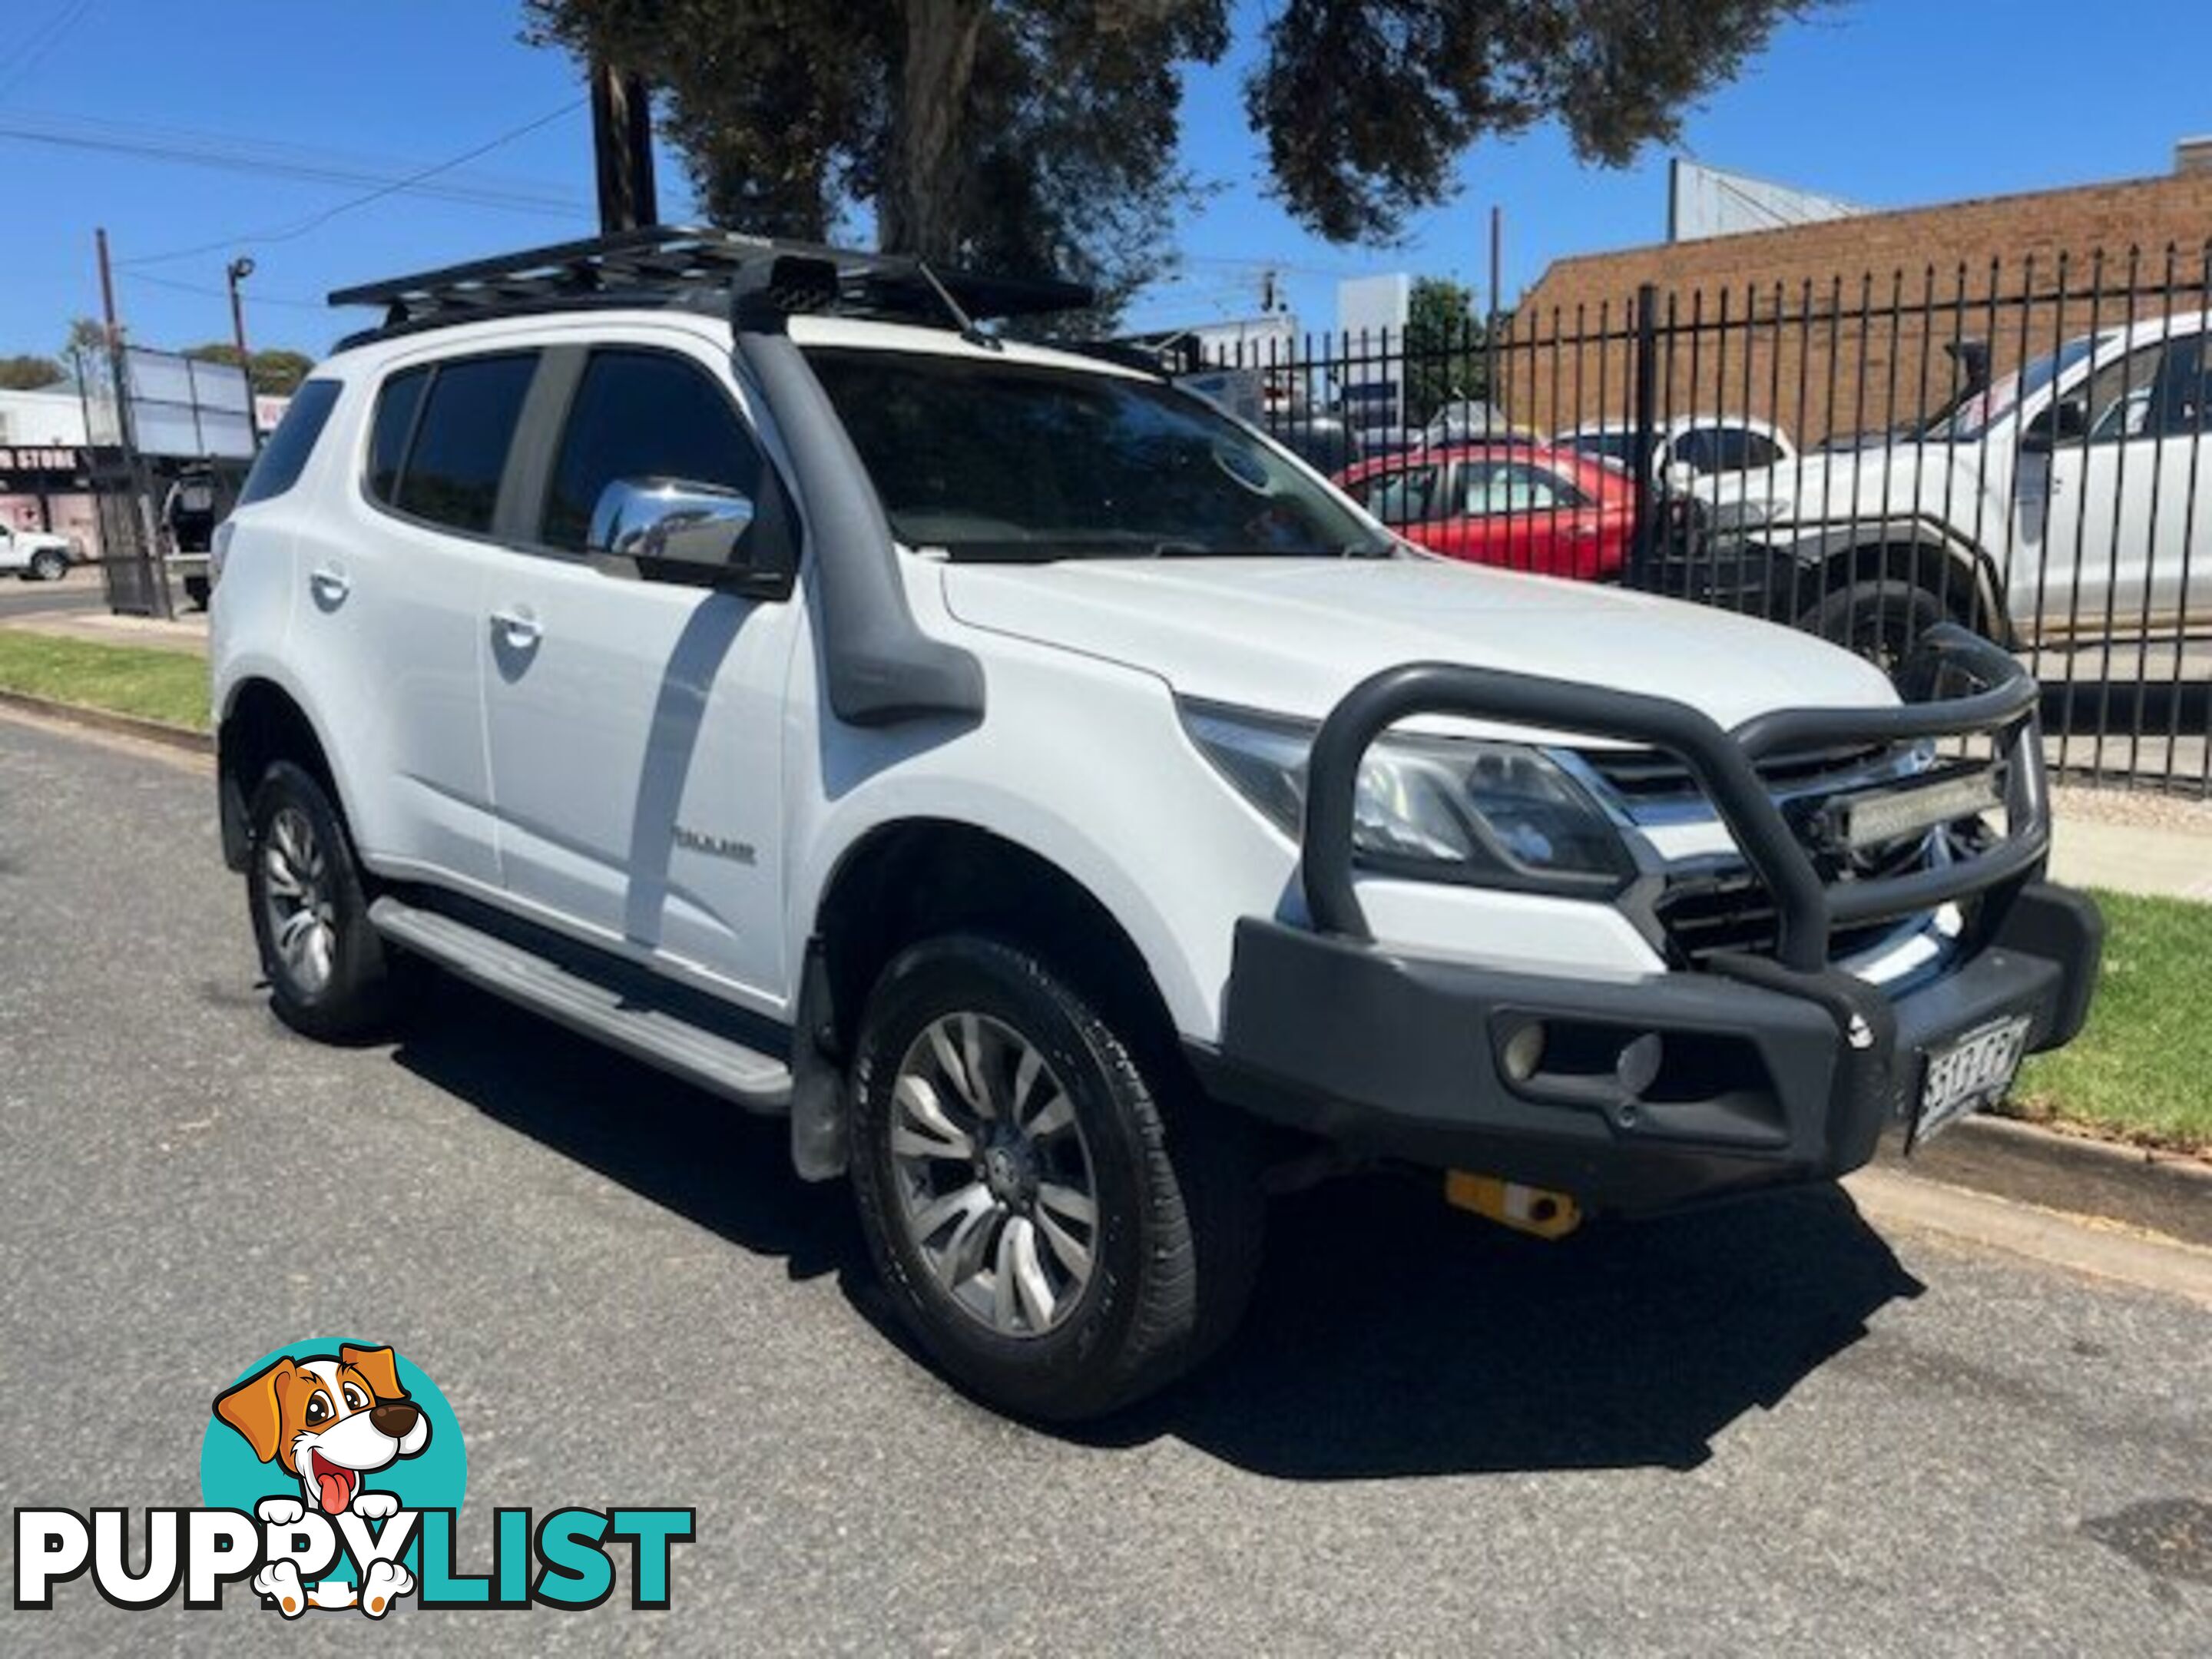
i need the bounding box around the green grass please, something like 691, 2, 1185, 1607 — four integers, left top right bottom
2010, 889, 2212, 1154
0, 629, 209, 731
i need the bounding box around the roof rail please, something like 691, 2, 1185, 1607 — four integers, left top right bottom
327, 224, 1093, 339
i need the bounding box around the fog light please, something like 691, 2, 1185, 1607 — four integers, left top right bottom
1616, 1032, 1664, 1097
1502, 1021, 1546, 1083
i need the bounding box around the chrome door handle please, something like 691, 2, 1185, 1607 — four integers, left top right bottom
309, 565, 351, 604
489, 606, 541, 648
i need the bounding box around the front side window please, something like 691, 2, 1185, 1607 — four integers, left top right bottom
1930, 334, 2105, 442
2145, 333, 2208, 439
1559, 429, 1631, 467
392, 353, 538, 534
1687, 429, 1766, 473
1671, 430, 1724, 475
1739, 431, 1784, 469
2078, 343, 2166, 444
804, 348, 1389, 561
236, 379, 341, 507
542, 349, 765, 551
1359, 464, 1440, 526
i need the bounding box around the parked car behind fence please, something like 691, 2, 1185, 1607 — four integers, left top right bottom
1200, 247, 2212, 794
1337, 442, 1637, 581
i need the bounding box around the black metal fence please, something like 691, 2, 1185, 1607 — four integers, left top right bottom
1194, 242, 2212, 796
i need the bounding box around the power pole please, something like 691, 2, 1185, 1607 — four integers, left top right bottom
590, 59, 657, 235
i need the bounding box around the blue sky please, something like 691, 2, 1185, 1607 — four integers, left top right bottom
4, 0, 2208, 361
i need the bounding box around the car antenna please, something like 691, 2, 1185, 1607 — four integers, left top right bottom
913, 260, 1002, 351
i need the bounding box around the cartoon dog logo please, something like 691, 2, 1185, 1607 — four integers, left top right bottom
213, 1343, 429, 1616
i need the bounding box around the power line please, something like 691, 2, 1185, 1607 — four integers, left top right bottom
0, 0, 98, 103
118, 98, 589, 269
0, 114, 589, 216
121, 269, 329, 313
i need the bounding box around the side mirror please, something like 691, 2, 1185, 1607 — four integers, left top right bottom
2021, 399, 2087, 452
586, 476, 792, 598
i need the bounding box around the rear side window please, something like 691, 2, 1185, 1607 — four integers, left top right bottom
392, 353, 537, 534
235, 379, 341, 507
541, 349, 764, 551
366, 366, 430, 504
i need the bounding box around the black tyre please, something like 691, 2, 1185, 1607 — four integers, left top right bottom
30, 548, 67, 582
1798, 579, 1945, 675
183, 574, 211, 609
246, 760, 400, 1041
849, 935, 1263, 1421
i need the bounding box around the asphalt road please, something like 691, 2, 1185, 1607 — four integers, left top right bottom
0, 568, 105, 620
2, 712, 2207, 1655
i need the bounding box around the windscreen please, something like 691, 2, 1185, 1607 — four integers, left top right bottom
804, 347, 1390, 562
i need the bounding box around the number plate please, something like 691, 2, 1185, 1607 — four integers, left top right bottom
1912, 1014, 2034, 1149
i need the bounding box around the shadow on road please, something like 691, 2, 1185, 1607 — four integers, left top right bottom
390, 978, 1924, 1481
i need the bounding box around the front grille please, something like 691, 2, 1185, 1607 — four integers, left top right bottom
1652, 863, 1922, 969
1583, 741, 1902, 805
1584, 741, 1986, 968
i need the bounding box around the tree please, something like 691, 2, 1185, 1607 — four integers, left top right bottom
0, 355, 67, 391
1402, 278, 1488, 426
181, 343, 316, 396
525, 1, 1826, 316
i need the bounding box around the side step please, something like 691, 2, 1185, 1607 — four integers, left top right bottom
368, 896, 792, 1113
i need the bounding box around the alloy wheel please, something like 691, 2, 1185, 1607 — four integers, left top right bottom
888, 1012, 1099, 1339
260, 806, 338, 994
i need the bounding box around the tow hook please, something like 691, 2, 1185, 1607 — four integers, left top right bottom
1443, 1171, 1582, 1240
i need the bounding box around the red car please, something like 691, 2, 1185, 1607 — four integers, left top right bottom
1335, 442, 1635, 581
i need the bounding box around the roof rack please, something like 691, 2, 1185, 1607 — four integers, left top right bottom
328, 224, 1094, 342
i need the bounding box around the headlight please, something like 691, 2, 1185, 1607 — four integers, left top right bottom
1709, 496, 1782, 531
1178, 699, 1636, 896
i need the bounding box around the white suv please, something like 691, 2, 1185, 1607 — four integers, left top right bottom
211, 230, 2101, 1420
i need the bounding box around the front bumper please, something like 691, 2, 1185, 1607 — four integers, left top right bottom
1197, 624, 2101, 1214
1201, 882, 2099, 1214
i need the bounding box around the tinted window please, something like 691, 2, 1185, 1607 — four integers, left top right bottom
543, 350, 764, 551
1740, 432, 1784, 469
805, 349, 1388, 561
236, 379, 341, 507
1568, 430, 1634, 465
394, 354, 537, 534
367, 366, 429, 504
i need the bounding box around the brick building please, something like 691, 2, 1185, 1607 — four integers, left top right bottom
1506, 151, 2212, 441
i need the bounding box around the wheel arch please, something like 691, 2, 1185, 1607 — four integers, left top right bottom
1798, 521, 2017, 645
788, 816, 1198, 1182
810, 817, 1184, 1068
216, 676, 346, 871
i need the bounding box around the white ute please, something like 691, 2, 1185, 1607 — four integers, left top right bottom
211, 230, 2101, 1419
0, 522, 72, 581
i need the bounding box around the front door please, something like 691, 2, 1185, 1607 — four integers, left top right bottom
2019, 327, 2211, 639
478, 336, 801, 1005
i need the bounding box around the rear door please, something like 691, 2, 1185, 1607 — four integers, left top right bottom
476, 333, 802, 1004
293, 353, 535, 889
